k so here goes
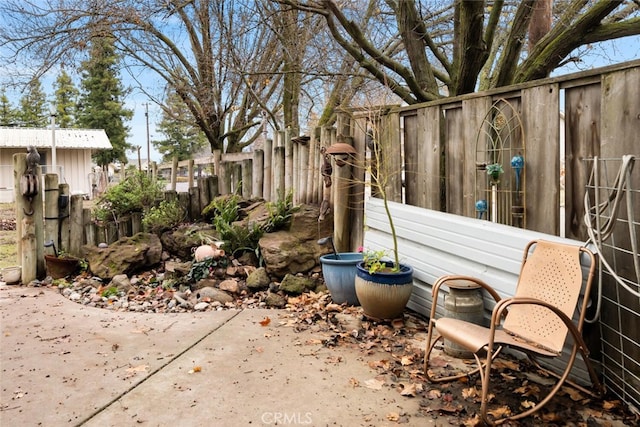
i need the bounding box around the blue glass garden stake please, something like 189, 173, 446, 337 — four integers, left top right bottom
511, 154, 524, 193
475, 199, 487, 220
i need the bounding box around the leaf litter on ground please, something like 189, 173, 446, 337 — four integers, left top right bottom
280, 290, 639, 426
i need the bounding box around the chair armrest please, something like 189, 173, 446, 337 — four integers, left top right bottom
490, 297, 590, 354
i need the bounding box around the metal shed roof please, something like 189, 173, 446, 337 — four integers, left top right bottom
0, 127, 112, 150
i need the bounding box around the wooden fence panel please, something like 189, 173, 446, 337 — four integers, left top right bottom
564, 82, 601, 241
444, 105, 465, 215
462, 97, 493, 218
522, 84, 560, 234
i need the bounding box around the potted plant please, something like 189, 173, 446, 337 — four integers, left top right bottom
318, 236, 362, 306
44, 240, 81, 279
353, 114, 414, 320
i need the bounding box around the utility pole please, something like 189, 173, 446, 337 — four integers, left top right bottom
145, 103, 151, 174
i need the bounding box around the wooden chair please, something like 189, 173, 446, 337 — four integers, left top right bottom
424, 239, 605, 425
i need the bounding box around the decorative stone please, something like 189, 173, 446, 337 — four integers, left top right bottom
246, 267, 270, 290
219, 279, 240, 294
279, 274, 316, 295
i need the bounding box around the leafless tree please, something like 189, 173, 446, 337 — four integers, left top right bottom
277, 0, 640, 103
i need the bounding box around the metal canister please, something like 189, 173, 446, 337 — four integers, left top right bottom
443, 280, 485, 358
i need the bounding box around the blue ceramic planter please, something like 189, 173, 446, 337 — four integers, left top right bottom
319, 252, 363, 305
355, 261, 413, 320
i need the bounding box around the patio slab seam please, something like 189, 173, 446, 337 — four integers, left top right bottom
73, 309, 243, 427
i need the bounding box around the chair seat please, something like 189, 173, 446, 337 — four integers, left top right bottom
435, 317, 559, 358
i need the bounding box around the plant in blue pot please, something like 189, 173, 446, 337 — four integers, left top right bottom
352, 120, 414, 321
318, 236, 362, 306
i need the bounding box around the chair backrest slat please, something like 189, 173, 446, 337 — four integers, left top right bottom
503, 240, 584, 354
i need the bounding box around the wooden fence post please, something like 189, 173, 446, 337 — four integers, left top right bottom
253, 149, 264, 199
188, 159, 194, 189
212, 149, 222, 194
207, 176, 218, 201
83, 209, 96, 246
283, 130, 293, 196
14, 153, 44, 282
299, 141, 309, 204
292, 132, 299, 204
219, 161, 231, 195
274, 146, 286, 201
170, 156, 178, 191
59, 183, 70, 252
69, 194, 84, 257
242, 159, 252, 199
306, 136, 317, 204
189, 186, 201, 220
263, 140, 272, 202
44, 174, 59, 250
198, 177, 211, 213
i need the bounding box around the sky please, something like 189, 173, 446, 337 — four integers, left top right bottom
2, 34, 639, 165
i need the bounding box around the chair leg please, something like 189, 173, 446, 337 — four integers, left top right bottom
479, 343, 602, 425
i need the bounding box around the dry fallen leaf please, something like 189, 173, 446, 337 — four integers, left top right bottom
520, 399, 536, 409
399, 382, 423, 397
462, 387, 478, 399
400, 355, 414, 366
427, 389, 442, 399
386, 412, 400, 421
364, 378, 385, 390
188, 366, 202, 374
487, 405, 511, 418
603, 399, 621, 410
259, 317, 271, 326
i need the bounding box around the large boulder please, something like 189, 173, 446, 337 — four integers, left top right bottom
83, 233, 163, 280
259, 204, 333, 279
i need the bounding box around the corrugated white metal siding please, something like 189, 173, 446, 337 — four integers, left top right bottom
363, 197, 596, 384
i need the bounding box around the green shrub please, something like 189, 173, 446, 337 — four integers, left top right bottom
93, 171, 164, 223
142, 200, 185, 233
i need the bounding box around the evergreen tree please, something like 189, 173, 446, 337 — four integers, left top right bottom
53, 69, 79, 128
17, 79, 48, 127
77, 32, 132, 166
0, 89, 18, 126
155, 88, 208, 162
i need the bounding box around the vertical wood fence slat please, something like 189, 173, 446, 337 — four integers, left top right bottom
44, 174, 59, 249
253, 149, 264, 199
219, 161, 230, 195
69, 194, 84, 257
564, 83, 601, 240
242, 159, 252, 199
170, 157, 178, 191
274, 146, 286, 201
83, 208, 95, 246
263, 139, 272, 202
59, 183, 70, 252
522, 85, 560, 234
284, 129, 293, 196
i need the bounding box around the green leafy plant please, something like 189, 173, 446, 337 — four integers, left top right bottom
359, 247, 397, 274
187, 256, 229, 282
101, 286, 119, 297
263, 190, 299, 233
142, 199, 186, 233
486, 163, 504, 182
93, 171, 165, 223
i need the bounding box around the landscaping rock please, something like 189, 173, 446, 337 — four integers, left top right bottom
264, 292, 287, 308
246, 267, 270, 290
219, 278, 240, 294
110, 274, 131, 292
279, 274, 315, 295
259, 205, 333, 278
195, 286, 234, 304
83, 233, 162, 280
